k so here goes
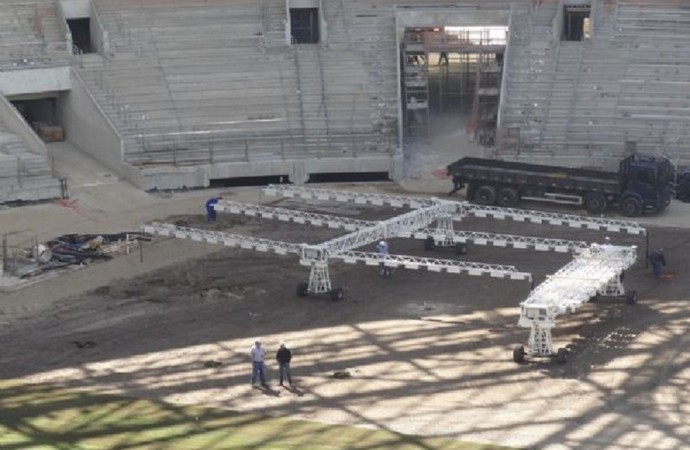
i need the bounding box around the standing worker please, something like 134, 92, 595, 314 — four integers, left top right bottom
376, 239, 392, 278
205, 195, 222, 223
249, 340, 267, 387
275, 341, 293, 387
649, 248, 666, 279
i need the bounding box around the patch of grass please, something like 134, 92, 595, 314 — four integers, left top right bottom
0, 379, 515, 450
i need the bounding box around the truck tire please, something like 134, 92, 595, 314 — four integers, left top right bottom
513, 345, 525, 363
556, 348, 567, 364
496, 187, 519, 207
474, 185, 497, 205
620, 197, 643, 217
296, 281, 309, 297
584, 192, 607, 214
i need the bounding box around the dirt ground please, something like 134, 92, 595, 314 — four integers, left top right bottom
1, 194, 689, 450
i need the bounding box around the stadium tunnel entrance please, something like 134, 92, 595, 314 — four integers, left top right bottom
10, 94, 65, 143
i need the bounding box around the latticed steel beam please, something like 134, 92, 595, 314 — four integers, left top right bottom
311, 202, 458, 258
331, 251, 532, 281
141, 223, 304, 256
215, 200, 372, 231
464, 204, 646, 235
263, 184, 437, 209
518, 243, 637, 356
407, 229, 589, 253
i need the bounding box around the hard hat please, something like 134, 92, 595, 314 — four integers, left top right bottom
379, 240, 386, 246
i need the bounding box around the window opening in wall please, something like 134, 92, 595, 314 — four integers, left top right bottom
290, 8, 319, 44
67, 18, 93, 53
563, 4, 591, 41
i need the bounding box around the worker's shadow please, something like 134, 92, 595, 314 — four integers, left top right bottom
283, 385, 304, 397
255, 385, 281, 397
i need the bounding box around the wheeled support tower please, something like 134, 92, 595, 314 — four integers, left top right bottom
513, 243, 639, 364
422, 214, 468, 255
297, 256, 344, 302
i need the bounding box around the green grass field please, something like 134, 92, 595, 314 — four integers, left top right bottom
0, 380, 515, 450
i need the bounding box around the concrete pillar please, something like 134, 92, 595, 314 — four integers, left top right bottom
291, 162, 309, 184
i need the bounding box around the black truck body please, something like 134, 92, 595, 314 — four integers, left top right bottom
446, 154, 672, 216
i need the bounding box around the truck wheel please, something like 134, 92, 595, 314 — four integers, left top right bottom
513, 345, 525, 363
556, 348, 567, 364
330, 287, 344, 302
474, 185, 497, 205
584, 192, 607, 214
620, 197, 643, 217
497, 187, 519, 207
296, 281, 309, 297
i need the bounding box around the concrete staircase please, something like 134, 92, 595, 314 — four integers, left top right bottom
0, 0, 70, 69
0, 122, 62, 203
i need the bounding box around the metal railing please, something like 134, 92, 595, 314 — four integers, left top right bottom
128, 130, 395, 167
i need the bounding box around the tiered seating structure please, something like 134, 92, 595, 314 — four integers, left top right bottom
79, 0, 399, 169
0, 0, 67, 203
498, 0, 690, 166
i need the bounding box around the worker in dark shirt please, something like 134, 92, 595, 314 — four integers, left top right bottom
276, 341, 293, 386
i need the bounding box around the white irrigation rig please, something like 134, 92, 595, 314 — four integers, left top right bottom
142, 185, 646, 364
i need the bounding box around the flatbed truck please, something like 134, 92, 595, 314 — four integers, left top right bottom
446, 154, 672, 216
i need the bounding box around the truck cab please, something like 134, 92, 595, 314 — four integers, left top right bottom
618, 154, 673, 216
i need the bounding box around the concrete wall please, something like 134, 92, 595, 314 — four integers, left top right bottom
58, 70, 139, 183
0, 67, 71, 97
135, 152, 403, 190
60, 0, 90, 19
396, 7, 510, 31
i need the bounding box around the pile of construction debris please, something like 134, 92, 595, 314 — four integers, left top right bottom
3, 233, 149, 279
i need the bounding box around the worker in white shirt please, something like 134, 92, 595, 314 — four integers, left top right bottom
249, 340, 267, 387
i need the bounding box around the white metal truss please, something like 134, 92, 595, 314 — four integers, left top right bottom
215, 200, 372, 231
262, 184, 437, 208
217, 200, 590, 254
518, 243, 638, 356
264, 185, 645, 236
141, 223, 304, 256
407, 229, 589, 253
464, 204, 646, 235
331, 251, 532, 281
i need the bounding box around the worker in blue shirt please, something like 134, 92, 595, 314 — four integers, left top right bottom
205, 195, 221, 222
649, 248, 666, 279
376, 239, 392, 278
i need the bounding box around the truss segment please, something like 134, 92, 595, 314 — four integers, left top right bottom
215, 200, 372, 231
141, 223, 304, 256
263, 184, 437, 209
518, 243, 637, 356
406, 229, 589, 253
464, 204, 646, 235
331, 251, 532, 281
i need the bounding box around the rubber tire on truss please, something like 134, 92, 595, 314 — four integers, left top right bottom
620, 196, 643, 217
296, 281, 309, 297
496, 187, 519, 208
513, 345, 526, 363
626, 290, 638, 305
474, 185, 497, 206
424, 236, 435, 251
330, 287, 344, 302
455, 242, 468, 255
584, 192, 607, 214
556, 348, 567, 364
